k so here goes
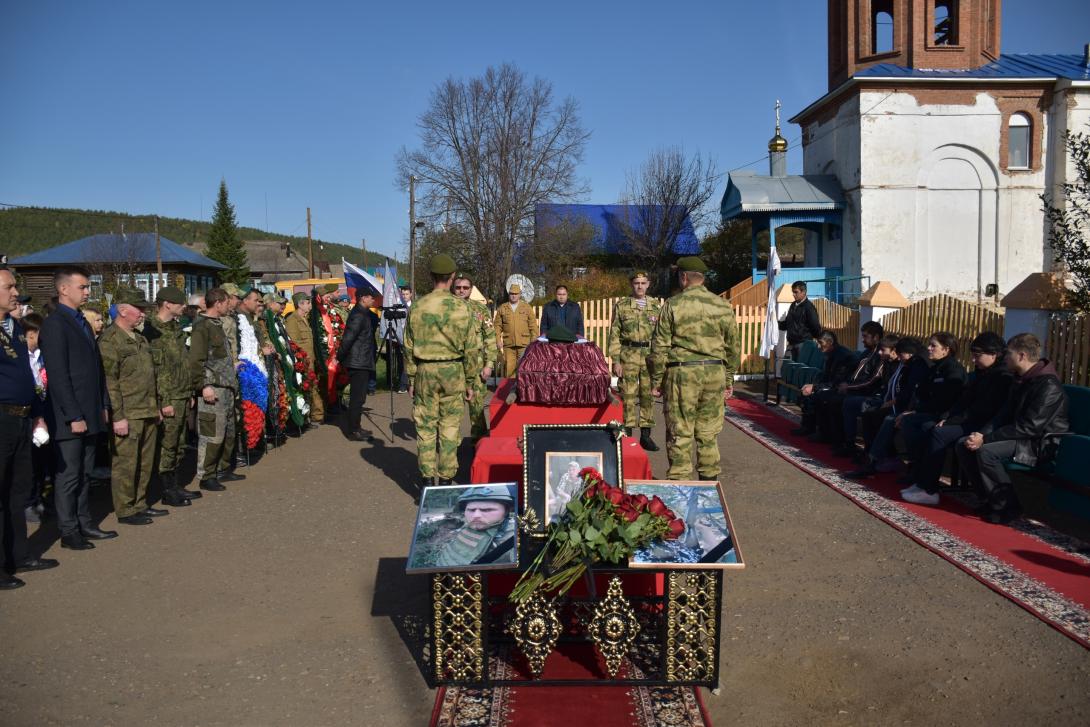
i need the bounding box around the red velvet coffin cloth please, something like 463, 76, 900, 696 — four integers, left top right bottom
488, 379, 623, 439
516, 341, 610, 405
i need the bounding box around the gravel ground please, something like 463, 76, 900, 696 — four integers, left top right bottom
1, 392, 1087, 727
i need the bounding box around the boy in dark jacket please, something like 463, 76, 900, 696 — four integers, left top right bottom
902, 332, 1013, 505
957, 333, 1069, 524
814, 321, 885, 445
834, 334, 898, 457
792, 330, 857, 438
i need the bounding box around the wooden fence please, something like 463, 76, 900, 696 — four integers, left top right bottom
724, 278, 769, 307
878, 294, 1004, 370
1048, 313, 1090, 387
531, 297, 666, 368
813, 298, 860, 348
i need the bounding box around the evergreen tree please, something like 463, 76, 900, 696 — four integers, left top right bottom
206, 179, 249, 284
1042, 127, 1090, 313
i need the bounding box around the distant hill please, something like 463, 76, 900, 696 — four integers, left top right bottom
0, 206, 401, 270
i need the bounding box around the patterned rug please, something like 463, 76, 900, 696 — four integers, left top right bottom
430, 654, 711, 727
725, 395, 1090, 649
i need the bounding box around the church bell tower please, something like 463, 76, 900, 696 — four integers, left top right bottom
827, 0, 1002, 89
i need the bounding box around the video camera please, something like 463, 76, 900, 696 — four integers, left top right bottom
382, 303, 407, 321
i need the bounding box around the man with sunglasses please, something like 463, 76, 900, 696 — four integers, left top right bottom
452, 276, 496, 439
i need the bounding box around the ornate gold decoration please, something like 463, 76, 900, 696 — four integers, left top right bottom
432, 573, 485, 682
507, 589, 561, 677
665, 571, 718, 682
587, 575, 640, 678
516, 506, 541, 535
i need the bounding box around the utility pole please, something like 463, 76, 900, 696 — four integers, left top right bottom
306, 207, 313, 279
361, 238, 367, 270
154, 216, 163, 292
409, 175, 416, 294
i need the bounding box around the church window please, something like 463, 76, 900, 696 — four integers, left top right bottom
1008, 113, 1031, 169
934, 1, 958, 45
872, 1, 894, 54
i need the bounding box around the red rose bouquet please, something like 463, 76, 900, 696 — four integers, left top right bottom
510, 467, 684, 603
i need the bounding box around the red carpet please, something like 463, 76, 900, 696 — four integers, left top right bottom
430, 648, 711, 727
725, 395, 1090, 649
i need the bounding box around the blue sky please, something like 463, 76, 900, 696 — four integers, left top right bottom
2, 0, 1088, 261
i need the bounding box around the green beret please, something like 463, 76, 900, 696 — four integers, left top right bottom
456, 485, 515, 507
291, 292, 309, 307
319, 283, 339, 295
429, 254, 457, 275
676, 256, 708, 273
545, 324, 577, 343
155, 286, 186, 305
113, 285, 149, 308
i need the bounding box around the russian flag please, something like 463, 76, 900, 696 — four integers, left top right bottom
342, 258, 383, 300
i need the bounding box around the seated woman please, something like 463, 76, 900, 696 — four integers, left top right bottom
901, 332, 1013, 505
846, 337, 928, 478
892, 331, 968, 471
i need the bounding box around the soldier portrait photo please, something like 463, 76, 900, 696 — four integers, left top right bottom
544, 452, 601, 524
406, 484, 518, 573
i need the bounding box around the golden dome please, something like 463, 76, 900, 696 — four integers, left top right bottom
768, 133, 788, 153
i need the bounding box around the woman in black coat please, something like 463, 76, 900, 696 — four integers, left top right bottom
901, 332, 1010, 505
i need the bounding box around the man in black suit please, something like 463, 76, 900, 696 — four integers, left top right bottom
0, 265, 60, 589
38, 267, 117, 550
336, 288, 377, 442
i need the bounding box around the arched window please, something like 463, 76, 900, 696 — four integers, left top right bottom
934, 1, 958, 45
872, 1, 894, 54
1008, 113, 1031, 169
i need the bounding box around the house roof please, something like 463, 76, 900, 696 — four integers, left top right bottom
188, 239, 310, 277
10, 233, 227, 269
854, 53, 1090, 82
721, 170, 844, 219
534, 204, 700, 255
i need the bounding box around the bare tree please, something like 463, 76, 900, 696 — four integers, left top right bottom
398, 64, 590, 299
618, 147, 719, 281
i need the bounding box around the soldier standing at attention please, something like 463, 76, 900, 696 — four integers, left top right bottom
492, 283, 536, 377
452, 275, 495, 440
217, 283, 243, 476
650, 257, 739, 481
142, 287, 200, 506
404, 255, 480, 491
285, 292, 324, 426
99, 287, 168, 525
187, 288, 237, 492
608, 270, 662, 452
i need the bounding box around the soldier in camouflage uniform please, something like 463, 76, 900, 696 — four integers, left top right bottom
99, 287, 168, 525
284, 292, 324, 425
142, 286, 200, 506
187, 288, 238, 492
404, 254, 480, 490
650, 257, 739, 481
435, 485, 517, 567
218, 283, 243, 476
452, 275, 496, 440
607, 270, 663, 451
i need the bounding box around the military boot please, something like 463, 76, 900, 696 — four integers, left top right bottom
200, 478, 226, 492
639, 428, 659, 452
437, 478, 455, 487
160, 476, 191, 507
169, 470, 201, 500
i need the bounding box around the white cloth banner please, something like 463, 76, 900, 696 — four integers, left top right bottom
758, 246, 782, 358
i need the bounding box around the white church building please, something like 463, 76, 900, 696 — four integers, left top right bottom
728, 0, 1090, 302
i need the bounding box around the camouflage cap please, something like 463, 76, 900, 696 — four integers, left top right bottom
262, 292, 284, 306
456, 485, 516, 507
221, 283, 244, 298
429, 254, 457, 275
113, 285, 149, 308
155, 286, 186, 305
676, 256, 708, 273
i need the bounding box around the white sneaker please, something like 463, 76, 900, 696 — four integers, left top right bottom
903, 488, 940, 506
900, 484, 924, 497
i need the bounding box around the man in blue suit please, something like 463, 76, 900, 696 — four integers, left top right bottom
39, 267, 117, 550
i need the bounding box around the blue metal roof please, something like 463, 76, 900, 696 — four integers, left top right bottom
10, 233, 227, 269
534, 204, 700, 255
855, 53, 1090, 81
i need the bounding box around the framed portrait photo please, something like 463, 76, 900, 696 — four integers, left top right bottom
406, 483, 519, 574
623, 481, 744, 569
522, 424, 623, 535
